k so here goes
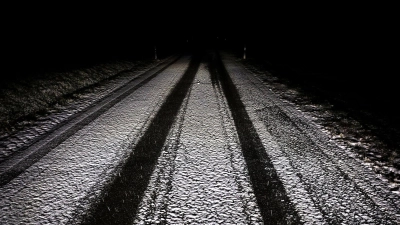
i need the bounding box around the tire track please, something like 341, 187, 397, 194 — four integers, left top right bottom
0, 55, 181, 187
134, 51, 263, 224
0, 55, 190, 225
81, 51, 202, 225
219, 51, 400, 224
208, 50, 302, 224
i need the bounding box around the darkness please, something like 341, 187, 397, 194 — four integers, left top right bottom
1, 2, 399, 211
2, 3, 397, 96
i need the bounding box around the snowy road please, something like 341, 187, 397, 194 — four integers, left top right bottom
133, 52, 263, 224
0, 55, 189, 224
1, 50, 400, 224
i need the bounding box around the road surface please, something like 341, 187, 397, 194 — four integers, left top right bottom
0, 49, 399, 224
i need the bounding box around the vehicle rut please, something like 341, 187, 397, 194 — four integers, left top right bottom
81, 51, 202, 225
207, 50, 302, 224
0, 55, 181, 187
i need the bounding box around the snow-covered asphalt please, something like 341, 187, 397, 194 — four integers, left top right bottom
1, 50, 399, 224
133, 52, 263, 224
219, 51, 400, 224
0, 55, 189, 224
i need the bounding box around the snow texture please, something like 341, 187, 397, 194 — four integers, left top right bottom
0, 56, 190, 225
220, 52, 400, 224
134, 60, 262, 224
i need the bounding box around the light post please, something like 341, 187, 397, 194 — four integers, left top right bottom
154, 45, 157, 60
243, 43, 246, 60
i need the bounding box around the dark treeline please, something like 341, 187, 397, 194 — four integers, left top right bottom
2, 3, 397, 94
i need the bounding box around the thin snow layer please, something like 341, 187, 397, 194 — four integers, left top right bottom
134, 63, 262, 224
0, 59, 166, 162
0, 60, 136, 131
221, 53, 400, 224
0, 56, 191, 225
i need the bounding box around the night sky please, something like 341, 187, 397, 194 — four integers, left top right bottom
2, 2, 397, 93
